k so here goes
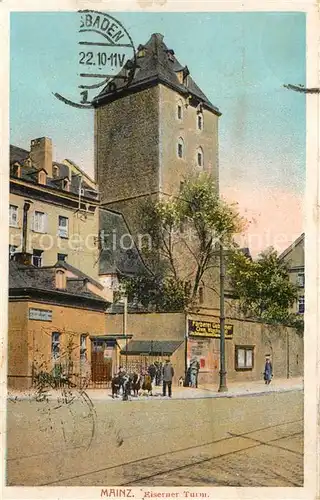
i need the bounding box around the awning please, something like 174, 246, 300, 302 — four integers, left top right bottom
120, 340, 183, 356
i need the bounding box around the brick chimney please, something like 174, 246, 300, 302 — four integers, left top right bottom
30, 137, 53, 177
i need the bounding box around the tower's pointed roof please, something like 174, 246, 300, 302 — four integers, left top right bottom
93, 33, 221, 115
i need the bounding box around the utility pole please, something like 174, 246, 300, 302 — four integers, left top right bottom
218, 242, 228, 392
123, 295, 128, 371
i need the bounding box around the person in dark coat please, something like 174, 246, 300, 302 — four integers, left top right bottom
184, 366, 191, 387
264, 358, 273, 384
148, 363, 157, 385
162, 359, 174, 397
189, 357, 200, 388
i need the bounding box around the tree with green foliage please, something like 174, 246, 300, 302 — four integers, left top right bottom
227, 247, 304, 333
120, 173, 245, 311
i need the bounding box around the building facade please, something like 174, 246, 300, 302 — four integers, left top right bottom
104, 310, 303, 385
8, 255, 112, 390
10, 137, 100, 279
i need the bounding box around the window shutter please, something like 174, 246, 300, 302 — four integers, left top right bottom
43, 213, 48, 233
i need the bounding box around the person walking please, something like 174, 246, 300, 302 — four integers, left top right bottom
162, 359, 174, 397
264, 358, 273, 385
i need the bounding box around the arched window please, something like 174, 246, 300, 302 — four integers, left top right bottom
197, 113, 203, 130
177, 137, 184, 159
38, 171, 47, 185
177, 100, 183, 120
196, 147, 204, 167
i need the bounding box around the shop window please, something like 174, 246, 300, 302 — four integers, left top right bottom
235, 345, 254, 371
177, 137, 184, 159
9, 205, 19, 227
52, 332, 60, 361
58, 216, 69, 238
32, 249, 43, 268
298, 296, 305, 314
80, 334, 87, 361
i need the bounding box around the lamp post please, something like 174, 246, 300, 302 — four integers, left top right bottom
122, 295, 128, 371
218, 242, 228, 392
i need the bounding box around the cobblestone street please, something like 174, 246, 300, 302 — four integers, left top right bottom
6, 389, 303, 487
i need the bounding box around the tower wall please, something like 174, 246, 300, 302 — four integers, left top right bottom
159, 85, 219, 196
95, 86, 160, 206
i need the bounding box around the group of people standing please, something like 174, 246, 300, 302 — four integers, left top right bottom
113, 359, 175, 398
148, 359, 175, 397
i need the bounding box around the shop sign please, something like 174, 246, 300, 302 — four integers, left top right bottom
188, 319, 233, 339
29, 308, 52, 322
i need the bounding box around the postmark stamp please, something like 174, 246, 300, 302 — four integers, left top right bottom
54, 10, 136, 108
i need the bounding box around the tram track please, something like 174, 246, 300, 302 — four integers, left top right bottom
39, 418, 303, 486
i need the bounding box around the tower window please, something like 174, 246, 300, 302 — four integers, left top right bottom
199, 286, 204, 304
197, 114, 203, 130
197, 147, 204, 167
177, 100, 183, 120
177, 138, 184, 159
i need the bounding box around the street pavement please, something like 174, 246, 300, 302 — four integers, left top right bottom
6, 386, 303, 487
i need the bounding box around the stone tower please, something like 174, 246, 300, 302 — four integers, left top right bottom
93, 33, 221, 238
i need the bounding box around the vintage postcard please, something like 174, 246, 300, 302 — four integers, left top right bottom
1, 1, 319, 499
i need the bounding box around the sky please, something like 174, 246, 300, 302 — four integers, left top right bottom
10, 11, 306, 256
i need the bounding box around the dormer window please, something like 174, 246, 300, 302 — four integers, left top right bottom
55, 269, 66, 289
166, 49, 175, 62
137, 44, 146, 58
197, 113, 203, 130
196, 147, 204, 168
62, 178, 70, 191
177, 137, 184, 159
53, 165, 60, 178
38, 170, 47, 185
11, 163, 21, 178
177, 66, 190, 85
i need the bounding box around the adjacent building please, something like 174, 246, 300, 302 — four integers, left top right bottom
8, 253, 112, 390
10, 137, 100, 279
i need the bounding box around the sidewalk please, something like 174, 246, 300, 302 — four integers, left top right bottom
7, 376, 303, 402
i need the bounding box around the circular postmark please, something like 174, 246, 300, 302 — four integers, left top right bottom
54, 10, 136, 109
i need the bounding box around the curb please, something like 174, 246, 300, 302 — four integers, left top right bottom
7, 385, 303, 403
